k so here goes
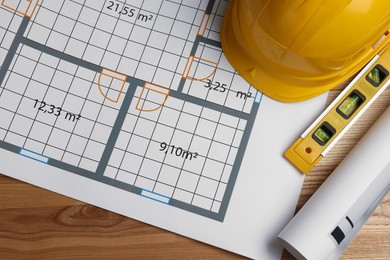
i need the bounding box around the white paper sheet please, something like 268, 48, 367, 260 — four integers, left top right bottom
0, 0, 327, 258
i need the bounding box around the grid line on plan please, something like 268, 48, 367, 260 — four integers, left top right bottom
0, 5, 23, 73
202, 0, 227, 41
25, 0, 210, 90
0, 0, 261, 220
121, 85, 168, 189
1, 46, 125, 114
0, 58, 120, 148
104, 85, 245, 212
0, 44, 127, 172
183, 42, 255, 114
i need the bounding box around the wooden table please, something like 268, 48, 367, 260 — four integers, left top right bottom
1, 87, 389, 259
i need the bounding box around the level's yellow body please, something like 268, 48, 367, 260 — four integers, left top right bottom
285, 43, 390, 174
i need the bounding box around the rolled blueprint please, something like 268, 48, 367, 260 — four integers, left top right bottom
278, 105, 390, 260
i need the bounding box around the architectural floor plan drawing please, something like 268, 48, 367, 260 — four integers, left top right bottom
0, 0, 328, 258
0, 0, 258, 221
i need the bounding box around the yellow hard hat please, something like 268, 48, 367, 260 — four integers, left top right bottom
221, 0, 390, 102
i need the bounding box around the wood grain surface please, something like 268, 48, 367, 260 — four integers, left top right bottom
1, 87, 389, 260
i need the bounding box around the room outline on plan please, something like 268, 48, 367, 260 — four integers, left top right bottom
0, 0, 262, 221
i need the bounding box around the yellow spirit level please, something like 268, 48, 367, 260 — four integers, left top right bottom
285, 43, 390, 174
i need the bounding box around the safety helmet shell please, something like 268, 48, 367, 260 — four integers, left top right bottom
221, 0, 390, 102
